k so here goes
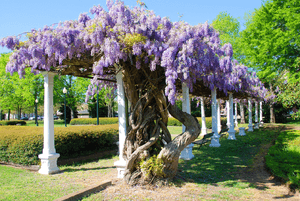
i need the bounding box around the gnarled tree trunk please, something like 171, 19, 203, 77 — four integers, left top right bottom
121, 62, 201, 185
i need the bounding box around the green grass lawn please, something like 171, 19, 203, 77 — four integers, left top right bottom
0, 155, 118, 201
26, 120, 67, 127
265, 129, 300, 189
82, 126, 282, 200
1, 123, 299, 200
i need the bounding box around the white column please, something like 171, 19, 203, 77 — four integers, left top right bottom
38, 72, 60, 175
210, 87, 220, 147
226, 100, 230, 128
181, 83, 191, 132
234, 102, 238, 127
114, 71, 127, 178
254, 101, 259, 129
248, 98, 254, 132
227, 93, 236, 140
217, 99, 221, 133
200, 96, 207, 135
259, 101, 264, 127
180, 83, 194, 160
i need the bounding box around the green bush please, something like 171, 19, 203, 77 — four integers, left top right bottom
70, 117, 118, 125
0, 125, 119, 165
0, 120, 26, 126
167, 117, 227, 129
265, 130, 300, 189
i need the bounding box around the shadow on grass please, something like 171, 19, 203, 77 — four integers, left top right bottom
58, 150, 117, 166
176, 126, 283, 191
62, 165, 116, 173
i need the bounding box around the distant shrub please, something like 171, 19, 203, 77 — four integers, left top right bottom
0, 125, 118, 165
168, 117, 227, 129
0, 120, 26, 126
70, 117, 118, 125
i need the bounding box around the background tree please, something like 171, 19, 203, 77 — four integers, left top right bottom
211, 12, 243, 62
54, 75, 90, 119
0, 53, 44, 119
240, 0, 300, 122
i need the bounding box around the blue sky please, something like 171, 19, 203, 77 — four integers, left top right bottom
0, 0, 263, 54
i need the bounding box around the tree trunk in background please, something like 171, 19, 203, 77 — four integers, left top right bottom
269, 83, 275, 123
270, 103, 275, 123
240, 102, 245, 124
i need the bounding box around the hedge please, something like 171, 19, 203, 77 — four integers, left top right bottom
0, 124, 119, 165
0, 120, 26, 126
168, 117, 227, 129
70, 117, 118, 125
71, 117, 228, 129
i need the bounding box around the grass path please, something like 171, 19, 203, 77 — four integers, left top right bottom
81, 124, 300, 200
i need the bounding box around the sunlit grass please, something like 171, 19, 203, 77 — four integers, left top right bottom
0, 155, 118, 201
265, 129, 300, 189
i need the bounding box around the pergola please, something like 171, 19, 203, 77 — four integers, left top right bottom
37, 66, 263, 176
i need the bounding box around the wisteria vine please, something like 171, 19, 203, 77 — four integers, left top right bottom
0, 0, 266, 104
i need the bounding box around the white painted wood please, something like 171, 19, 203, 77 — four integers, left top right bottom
200, 96, 207, 135
254, 101, 259, 129
38, 72, 60, 175
228, 93, 236, 140
248, 98, 254, 132
180, 83, 194, 160
226, 100, 230, 128
210, 87, 220, 147
114, 71, 127, 178
239, 127, 246, 136
259, 101, 264, 127
182, 83, 191, 132
234, 102, 238, 127
217, 99, 221, 133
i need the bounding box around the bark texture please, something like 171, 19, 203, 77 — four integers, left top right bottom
121, 62, 201, 185
240, 102, 245, 124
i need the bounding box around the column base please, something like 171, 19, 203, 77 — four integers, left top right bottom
239, 127, 246, 136
248, 125, 254, 132
201, 128, 207, 136
209, 136, 220, 147
180, 143, 194, 160
114, 159, 126, 179
38, 153, 60, 175
254, 123, 259, 129
259, 121, 264, 127
227, 130, 236, 140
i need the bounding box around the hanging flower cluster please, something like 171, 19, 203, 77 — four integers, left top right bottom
0, 0, 266, 103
